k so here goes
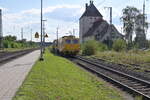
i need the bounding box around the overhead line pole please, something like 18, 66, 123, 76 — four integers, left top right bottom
143, 0, 145, 36
56, 27, 59, 46
31, 29, 32, 42
40, 0, 44, 61
104, 7, 112, 25
142, 0, 148, 48
0, 9, 3, 49
42, 19, 47, 53
21, 28, 23, 41
104, 7, 112, 48
110, 7, 112, 25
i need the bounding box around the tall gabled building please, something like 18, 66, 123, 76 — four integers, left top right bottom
79, 1, 123, 45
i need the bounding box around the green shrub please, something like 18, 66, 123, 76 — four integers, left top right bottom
82, 40, 99, 56
3, 40, 11, 48
112, 39, 127, 52
98, 42, 108, 52
81, 40, 108, 56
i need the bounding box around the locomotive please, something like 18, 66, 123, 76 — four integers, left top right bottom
52, 35, 80, 56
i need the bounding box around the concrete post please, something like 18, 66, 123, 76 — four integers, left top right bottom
0, 9, 3, 49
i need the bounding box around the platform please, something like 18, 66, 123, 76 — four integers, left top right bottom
0, 50, 40, 100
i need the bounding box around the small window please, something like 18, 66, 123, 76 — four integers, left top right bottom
73, 39, 79, 44
66, 39, 71, 44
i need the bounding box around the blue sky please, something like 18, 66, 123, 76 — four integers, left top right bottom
0, 0, 150, 42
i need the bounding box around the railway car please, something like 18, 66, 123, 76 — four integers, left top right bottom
52, 35, 80, 56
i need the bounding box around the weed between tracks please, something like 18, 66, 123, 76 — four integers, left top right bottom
94, 51, 150, 72
13, 49, 124, 100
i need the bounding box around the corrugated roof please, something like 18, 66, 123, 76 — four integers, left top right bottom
80, 2, 103, 19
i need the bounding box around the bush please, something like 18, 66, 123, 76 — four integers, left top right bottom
82, 40, 99, 56
82, 40, 108, 56
98, 42, 108, 52
3, 40, 11, 48
112, 39, 127, 52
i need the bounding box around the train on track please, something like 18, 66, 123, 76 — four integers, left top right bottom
52, 35, 80, 56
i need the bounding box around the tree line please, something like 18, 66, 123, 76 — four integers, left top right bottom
2, 35, 37, 49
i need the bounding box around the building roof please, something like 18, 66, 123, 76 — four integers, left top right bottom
110, 24, 124, 37
80, 1, 103, 19
83, 20, 106, 37
83, 20, 124, 39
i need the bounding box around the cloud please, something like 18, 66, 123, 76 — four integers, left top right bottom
2, 4, 82, 41
14, 4, 82, 23
2, 2, 150, 42
21, 4, 81, 15
21, 8, 40, 15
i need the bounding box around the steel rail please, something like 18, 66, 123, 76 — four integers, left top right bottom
74, 56, 150, 100
0, 48, 38, 65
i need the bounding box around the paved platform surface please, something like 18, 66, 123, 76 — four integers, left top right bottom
0, 50, 40, 100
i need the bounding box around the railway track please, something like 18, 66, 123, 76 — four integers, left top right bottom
71, 56, 150, 100
89, 57, 150, 82
92, 57, 150, 72
0, 48, 39, 65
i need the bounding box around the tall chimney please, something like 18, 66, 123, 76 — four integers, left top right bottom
85, 3, 88, 10
0, 9, 3, 49
90, 0, 93, 4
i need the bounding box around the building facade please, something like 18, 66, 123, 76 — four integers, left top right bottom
79, 1, 123, 45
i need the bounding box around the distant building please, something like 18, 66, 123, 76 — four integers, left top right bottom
79, 1, 123, 45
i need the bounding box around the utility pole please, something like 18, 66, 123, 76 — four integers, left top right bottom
0, 9, 3, 49
31, 29, 32, 42
110, 7, 112, 25
42, 19, 47, 53
40, 0, 44, 61
143, 0, 145, 36
56, 27, 59, 47
104, 7, 112, 24
21, 28, 24, 41
73, 29, 75, 36
104, 7, 113, 48
142, 0, 148, 48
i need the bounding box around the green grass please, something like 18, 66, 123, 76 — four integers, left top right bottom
94, 50, 150, 71
13, 49, 124, 100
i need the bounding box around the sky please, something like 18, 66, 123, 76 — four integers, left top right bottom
0, 0, 150, 42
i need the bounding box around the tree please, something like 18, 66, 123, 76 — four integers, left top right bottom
2, 35, 38, 48
121, 6, 140, 42
4, 35, 17, 41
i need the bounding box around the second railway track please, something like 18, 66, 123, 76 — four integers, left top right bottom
70, 56, 150, 100
0, 48, 39, 65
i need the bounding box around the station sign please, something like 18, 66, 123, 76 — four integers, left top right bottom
35, 32, 39, 38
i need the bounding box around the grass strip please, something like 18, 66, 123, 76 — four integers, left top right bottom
13, 49, 124, 100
